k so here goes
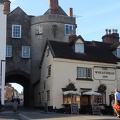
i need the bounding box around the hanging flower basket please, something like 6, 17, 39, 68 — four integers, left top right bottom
66, 82, 76, 91
98, 84, 107, 92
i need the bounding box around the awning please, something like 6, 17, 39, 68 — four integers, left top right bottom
63, 90, 81, 96
82, 91, 102, 96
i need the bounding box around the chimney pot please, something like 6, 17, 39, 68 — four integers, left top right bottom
109, 29, 111, 34
115, 29, 118, 33
112, 29, 115, 33
105, 29, 108, 34
49, 0, 59, 14
3, 0, 11, 14
68, 8, 73, 17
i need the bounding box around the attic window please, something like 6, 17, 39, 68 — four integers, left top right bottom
117, 48, 120, 58
113, 49, 120, 58
75, 43, 84, 53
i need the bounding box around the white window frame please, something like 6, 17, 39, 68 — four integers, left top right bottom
77, 67, 92, 79
12, 25, 21, 38
65, 24, 73, 35
22, 46, 30, 58
36, 25, 42, 34
6, 45, 12, 57
75, 43, 84, 53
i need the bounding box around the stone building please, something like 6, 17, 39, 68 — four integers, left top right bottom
39, 30, 120, 113
5, 0, 76, 107
6, 6, 33, 107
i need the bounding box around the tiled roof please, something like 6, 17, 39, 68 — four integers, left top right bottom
48, 40, 119, 64
44, 6, 67, 16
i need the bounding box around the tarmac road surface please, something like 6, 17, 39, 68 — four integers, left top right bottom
1, 102, 120, 120
19, 111, 120, 120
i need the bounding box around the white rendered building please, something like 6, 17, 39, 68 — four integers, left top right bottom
0, 0, 10, 105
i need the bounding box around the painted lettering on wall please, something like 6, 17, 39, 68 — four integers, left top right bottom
93, 67, 115, 80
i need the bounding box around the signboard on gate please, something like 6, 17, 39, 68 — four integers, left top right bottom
71, 103, 79, 114
93, 67, 115, 80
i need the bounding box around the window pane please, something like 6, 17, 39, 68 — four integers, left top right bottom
48, 65, 51, 77
12, 25, 21, 38
65, 24, 73, 35
75, 43, 84, 53
6, 45, 12, 57
77, 67, 91, 79
87, 68, 92, 78
22, 46, 30, 58
117, 49, 120, 58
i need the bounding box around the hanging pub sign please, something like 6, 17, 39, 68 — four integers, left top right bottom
93, 66, 115, 80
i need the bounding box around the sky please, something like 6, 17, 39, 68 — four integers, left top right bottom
9, 0, 120, 93
9, 0, 120, 41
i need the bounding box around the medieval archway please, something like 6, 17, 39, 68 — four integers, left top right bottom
5, 70, 31, 107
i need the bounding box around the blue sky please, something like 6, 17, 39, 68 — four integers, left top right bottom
10, 0, 120, 41
9, 0, 120, 92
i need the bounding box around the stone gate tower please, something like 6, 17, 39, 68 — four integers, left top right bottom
31, 0, 76, 84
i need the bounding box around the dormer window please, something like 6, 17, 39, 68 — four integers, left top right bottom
75, 43, 84, 53
117, 48, 120, 58
112, 48, 120, 58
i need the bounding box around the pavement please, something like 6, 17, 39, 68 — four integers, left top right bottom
2, 103, 120, 120
18, 110, 120, 120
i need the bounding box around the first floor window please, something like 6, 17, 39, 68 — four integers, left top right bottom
36, 25, 42, 35
6, 45, 12, 57
12, 25, 21, 38
77, 67, 92, 79
46, 90, 50, 100
65, 24, 73, 35
47, 65, 51, 77
22, 46, 30, 58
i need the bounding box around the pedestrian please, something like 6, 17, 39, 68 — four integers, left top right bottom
13, 99, 18, 112
113, 89, 120, 118
111, 99, 115, 115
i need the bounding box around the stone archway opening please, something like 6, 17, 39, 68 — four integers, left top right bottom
5, 70, 31, 107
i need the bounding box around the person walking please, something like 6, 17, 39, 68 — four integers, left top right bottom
113, 89, 120, 118
13, 98, 18, 112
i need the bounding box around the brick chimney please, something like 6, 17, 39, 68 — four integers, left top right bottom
68, 8, 73, 17
49, 0, 59, 14
68, 34, 77, 43
3, 0, 11, 14
102, 29, 119, 44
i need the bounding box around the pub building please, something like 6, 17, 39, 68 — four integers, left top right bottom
39, 29, 120, 114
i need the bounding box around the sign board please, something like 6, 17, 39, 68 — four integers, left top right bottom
71, 103, 79, 114
92, 104, 100, 115
93, 67, 115, 80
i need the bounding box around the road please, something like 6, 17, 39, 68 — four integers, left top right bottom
0, 101, 119, 120
0, 111, 19, 120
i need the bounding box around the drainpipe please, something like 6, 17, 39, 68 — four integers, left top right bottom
1, 60, 6, 105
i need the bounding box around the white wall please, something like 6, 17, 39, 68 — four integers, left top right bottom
0, 3, 7, 105
52, 59, 117, 108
